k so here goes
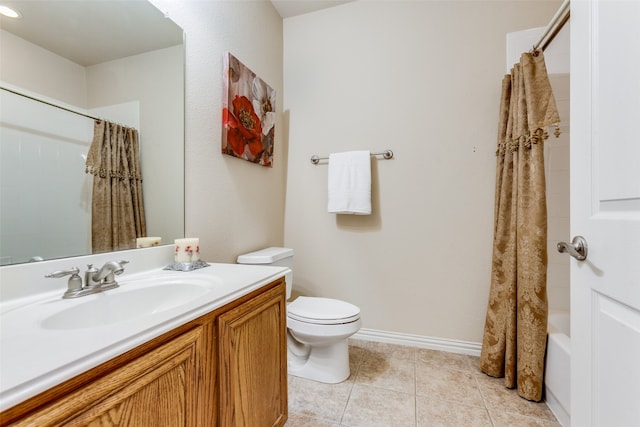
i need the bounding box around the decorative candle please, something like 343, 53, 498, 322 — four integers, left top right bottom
174, 238, 200, 263
136, 237, 162, 248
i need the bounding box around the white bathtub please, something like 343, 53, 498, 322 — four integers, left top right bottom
545, 310, 571, 426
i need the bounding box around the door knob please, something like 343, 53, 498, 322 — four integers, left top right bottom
557, 236, 588, 261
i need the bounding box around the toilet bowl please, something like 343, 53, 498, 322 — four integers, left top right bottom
237, 247, 361, 383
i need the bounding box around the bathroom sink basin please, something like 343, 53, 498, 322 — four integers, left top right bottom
41, 281, 214, 330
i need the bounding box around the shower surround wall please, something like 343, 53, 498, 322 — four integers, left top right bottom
546, 74, 570, 313
0, 90, 93, 264
0, 91, 141, 264
282, 0, 563, 345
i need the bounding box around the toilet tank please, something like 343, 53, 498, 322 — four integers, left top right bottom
237, 247, 294, 298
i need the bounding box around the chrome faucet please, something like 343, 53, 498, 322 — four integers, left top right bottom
46, 260, 129, 299
85, 260, 129, 288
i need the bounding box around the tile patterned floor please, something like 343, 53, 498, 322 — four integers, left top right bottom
285, 339, 561, 427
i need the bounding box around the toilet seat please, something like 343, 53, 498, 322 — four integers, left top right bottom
288, 296, 360, 325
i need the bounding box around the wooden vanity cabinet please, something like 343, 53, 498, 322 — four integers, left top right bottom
0, 278, 287, 427
218, 281, 288, 426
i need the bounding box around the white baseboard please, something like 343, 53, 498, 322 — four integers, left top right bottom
352, 328, 482, 357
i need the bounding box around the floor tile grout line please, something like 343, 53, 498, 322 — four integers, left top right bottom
411, 342, 418, 427
472, 366, 499, 427
413, 347, 418, 427
413, 360, 418, 427
414, 393, 494, 410
338, 352, 365, 426
345, 381, 417, 397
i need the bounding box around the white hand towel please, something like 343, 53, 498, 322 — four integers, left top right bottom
328, 150, 371, 215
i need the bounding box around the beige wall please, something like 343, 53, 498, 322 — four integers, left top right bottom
0, 29, 87, 106
282, 0, 561, 343
149, 0, 286, 263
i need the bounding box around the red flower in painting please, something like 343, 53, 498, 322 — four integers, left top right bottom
224, 96, 263, 157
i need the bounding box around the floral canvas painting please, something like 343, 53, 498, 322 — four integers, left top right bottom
222, 52, 275, 167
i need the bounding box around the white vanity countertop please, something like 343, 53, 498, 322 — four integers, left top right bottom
0, 262, 289, 412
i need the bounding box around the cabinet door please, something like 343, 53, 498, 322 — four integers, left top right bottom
218, 282, 287, 427
10, 328, 203, 427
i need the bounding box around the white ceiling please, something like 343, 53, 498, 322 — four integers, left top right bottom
0, 0, 351, 67
271, 0, 354, 18
0, 1, 183, 67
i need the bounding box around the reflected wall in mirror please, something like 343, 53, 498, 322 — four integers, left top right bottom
0, 0, 185, 265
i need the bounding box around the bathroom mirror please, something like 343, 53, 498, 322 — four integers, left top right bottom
0, 1, 185, 265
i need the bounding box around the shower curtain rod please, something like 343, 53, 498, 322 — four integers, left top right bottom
534, 0, 570, 52
2, 86, 105, 123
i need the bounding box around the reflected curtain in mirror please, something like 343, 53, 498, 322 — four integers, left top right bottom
480, 51, 560, 402
85, 121, 146, 253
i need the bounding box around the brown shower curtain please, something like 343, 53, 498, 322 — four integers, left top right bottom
480, 51, 560, 402
85, 120, 146, 253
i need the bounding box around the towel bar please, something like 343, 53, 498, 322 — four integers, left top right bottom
310, 149, 393, 165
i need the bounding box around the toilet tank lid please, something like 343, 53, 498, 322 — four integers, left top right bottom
237, 247, 294, 264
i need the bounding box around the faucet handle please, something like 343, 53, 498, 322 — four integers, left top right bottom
45, 267, 80, 279
46, 267, 83, 297
115, 260, 129, 275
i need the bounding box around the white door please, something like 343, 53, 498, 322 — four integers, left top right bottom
570, 1, 640, 426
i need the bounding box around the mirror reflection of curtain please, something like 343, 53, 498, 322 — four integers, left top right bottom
85, 120, 146, 252
479, 51, 560, 402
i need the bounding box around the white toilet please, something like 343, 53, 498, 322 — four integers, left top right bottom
237, 247, 361, 383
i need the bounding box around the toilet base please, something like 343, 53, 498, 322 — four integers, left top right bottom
287, 334, 350, 383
